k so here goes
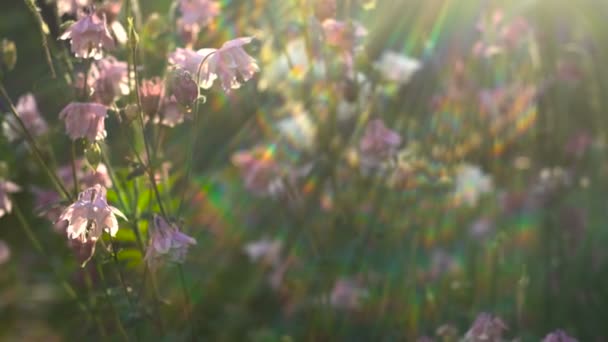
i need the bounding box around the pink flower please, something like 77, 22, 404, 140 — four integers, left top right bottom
157, 96, 186, 127
232, 146, 282, 197
97, 1, 128, 45
145, 215, 196, 268
139, 77, 164, 117
58, 184, 125, 243
359, 119, 401, 167
59, 102, 107, 141
167, 68, 198, 106
169, 37, 259, 93
330, 278, 368, 310
60, 13, 115, 59
178, 0, 220, 28
2, 93, 48, 142
464, 313, 508, 342
322, 19, 367, 51
81, 163, 113, 188
0, 180, 20, 218
543, 330, 578, 342
32, 187, 66, 232
89, 56, 129, 105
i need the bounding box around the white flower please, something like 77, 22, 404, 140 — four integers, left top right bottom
0, 180, 20, 218
374, 51, 421, 84
58, 185, 125, 243
452, 164, 493, 207
244, 238, 282, 266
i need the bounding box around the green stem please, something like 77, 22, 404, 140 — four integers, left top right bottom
71, 141, 80, 196
96, 262, 131, 341
0, 82, 72, 200
178, 264, 195, 340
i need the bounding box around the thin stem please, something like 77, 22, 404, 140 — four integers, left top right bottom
95, 262, 131, 341
0, 82, 72, 200
71, 141, 80, 196
23, 0, 56, 78
178, 264, 195, 340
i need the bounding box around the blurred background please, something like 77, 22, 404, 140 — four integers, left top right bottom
1, 0, 608, 340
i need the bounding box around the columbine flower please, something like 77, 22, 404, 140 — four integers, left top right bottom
157, 96, 186, 127
81, 163, 113, 188
464, 313, 508, 342
60, 13, 115, 59
374, 51, 421, 84
145, 215, 196, 268
89, 56, 129, 105
97, 0, 127, 45
139, 77, 164, 117
543, 330, 578, 342
244, 238, 282, 266
2, 93, 48, 142
330, 278, 368, 310
59, 102, 107, 141
169, 37, 259, 93
58, 185, 125, 243
167, 68, 198, 107
452, 164, 493, 207
359, 119, 402, 168
0, 179, 20, 218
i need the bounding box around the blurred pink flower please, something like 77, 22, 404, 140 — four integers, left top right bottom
232, 146, 282, 197
564, 131, 592, 159
32, 187, 66, 232
81, 163, 113, 188
90, 56, 129, 105
157, 96, 186, 127
139, 77, 164, 117
322, 19, 367, 51
97, 1, 127, 44
0, 179, 20, 218
0, 240, 10, 265
2, 93, 48, 142
60, 13, 115, 59
543, 330, 578, 342
313, 0, 337, 21
464, 313, 508, 342
145, 215, 196, 268
179, 0, 220, 27
169, 37, 259, 93
359, 119, 401, 167
330, 278, 368, 310
58, 184, 125, 243
59, 102, 107, 141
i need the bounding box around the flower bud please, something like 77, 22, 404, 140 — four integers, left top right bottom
85, 141, 102, 169
1, 39, 17, 71
167, 68, 198, 107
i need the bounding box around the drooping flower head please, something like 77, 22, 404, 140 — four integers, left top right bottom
89, 56, 129, 105
464, 313, 508, 342
60, 12, 115, 59
145, 215, 196, 268
139, 77, 164, 117
169, 37, 259, 93
58, 184, 125, 243
59, 102, 107, 141
542, 330, 578, 342
0, 179, 20, 218
166, 67, 199, 107
2, 93, 48, 142
359, 119, 402, 167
